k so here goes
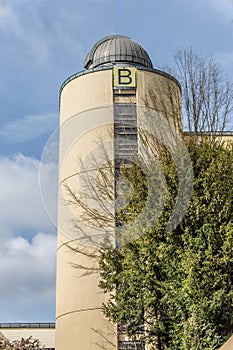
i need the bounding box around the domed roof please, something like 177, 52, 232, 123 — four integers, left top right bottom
84, 35, 153, 69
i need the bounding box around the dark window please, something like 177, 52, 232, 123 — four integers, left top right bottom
114, 103, 138, 171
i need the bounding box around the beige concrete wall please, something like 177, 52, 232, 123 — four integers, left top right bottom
219, 335, 233, 350
137, 70, 182, 130
0, 331, 6, 340
56, 234, 116, 350
0, 328, 55, 348
216, 134, 233, 143
56, 66, 182, 350
60, 70, 113, 123
56, 69, 117, 350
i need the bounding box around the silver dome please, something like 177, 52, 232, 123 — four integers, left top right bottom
84, 35, 153, 69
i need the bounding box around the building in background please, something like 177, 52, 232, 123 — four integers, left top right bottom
0, 323, 55, 349
56, 35, 182, 350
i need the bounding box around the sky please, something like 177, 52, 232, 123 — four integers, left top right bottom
0, 0, 233, 323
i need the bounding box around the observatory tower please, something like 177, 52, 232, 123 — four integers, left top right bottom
56, 35, 182, 350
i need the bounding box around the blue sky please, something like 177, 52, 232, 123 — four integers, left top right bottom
0, 0, 232, 323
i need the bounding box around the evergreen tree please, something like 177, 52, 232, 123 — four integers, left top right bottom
99, 140, 233, 350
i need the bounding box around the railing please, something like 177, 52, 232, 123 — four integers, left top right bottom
0, 323, 55, 328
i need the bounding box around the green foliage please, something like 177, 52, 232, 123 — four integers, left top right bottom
99, 140, 233, 350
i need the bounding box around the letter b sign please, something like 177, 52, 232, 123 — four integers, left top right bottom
113, 67, 136, 89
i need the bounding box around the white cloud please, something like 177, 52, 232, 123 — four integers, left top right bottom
0, 232, 56, 322
0, 153, 57, 321
0, 0, 7, 6
0, 113, 58, 143
0, 1, 85, 65
0, 2, 50, 62
0, 232, 56, 300
0, 3, 22, 35
0, 153, 57, 233
207, 0, 233, 20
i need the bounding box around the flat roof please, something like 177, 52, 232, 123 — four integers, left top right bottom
183, 131, 233, 136
0, 323, 55, 329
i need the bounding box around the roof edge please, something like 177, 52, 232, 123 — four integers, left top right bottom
59, 65, 181, 97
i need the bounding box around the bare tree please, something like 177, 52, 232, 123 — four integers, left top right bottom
170, 48, 233, 136
0, 336, 45, 350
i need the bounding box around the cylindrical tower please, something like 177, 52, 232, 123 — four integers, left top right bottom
56, 35, 182, 350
